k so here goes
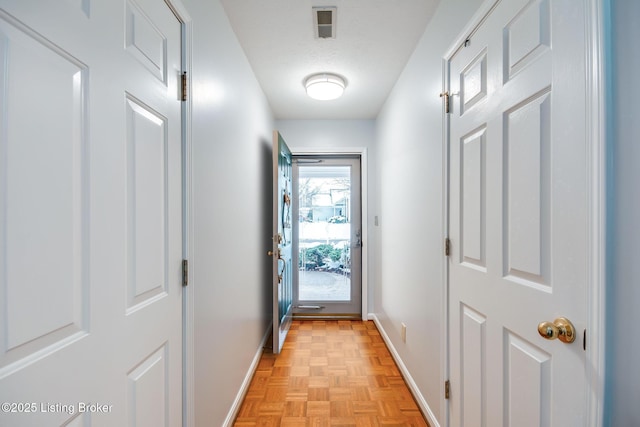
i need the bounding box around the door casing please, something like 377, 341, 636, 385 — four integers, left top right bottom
289, 147, 370, 320
161, 1, 193, 426
292, 155, 362, 318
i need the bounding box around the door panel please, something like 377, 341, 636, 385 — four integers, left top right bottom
0, 12, 89, 368
272, 131, 293, 354
0, 1, 183, 425
504, 90, 551, 288
292, 157, 362, 317
125, 95, 169, 311
448, 0, 588, 425
504, 331, 551, 426
459, 304, 486, 427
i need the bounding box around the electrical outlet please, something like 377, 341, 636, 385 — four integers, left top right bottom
401, 323, 407, 343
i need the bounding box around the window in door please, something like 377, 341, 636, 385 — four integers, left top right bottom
292, 156, 361, 318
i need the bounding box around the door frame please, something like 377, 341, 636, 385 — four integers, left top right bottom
291, 155, 362, 318
159, 0, 193, 425
290, 147, 369, 320
440, 0, 607, 425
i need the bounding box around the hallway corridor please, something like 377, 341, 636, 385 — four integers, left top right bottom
233, 320, 429, 426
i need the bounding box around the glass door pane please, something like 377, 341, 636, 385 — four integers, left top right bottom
293, 156, 361, 317
298, 166, 351, 301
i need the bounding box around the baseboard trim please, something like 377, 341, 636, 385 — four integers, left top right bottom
222, 322, 273, 427
370, 314, 441, 427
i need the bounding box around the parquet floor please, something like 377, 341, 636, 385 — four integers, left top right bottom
233, 320, 430, 427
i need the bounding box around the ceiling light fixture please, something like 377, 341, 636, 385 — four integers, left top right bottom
304, 73, 346, 100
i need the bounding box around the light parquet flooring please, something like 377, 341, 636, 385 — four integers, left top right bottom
233, 320, 430, 427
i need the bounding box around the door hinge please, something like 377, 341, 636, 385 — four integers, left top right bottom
445, 238, 451, 257
181, 72, 188, 102
445, 380, 450, 399
440, 91, 450, 114
182, 259, 188, 287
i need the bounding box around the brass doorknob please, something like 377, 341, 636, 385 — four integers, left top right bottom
267, 250, 274, 256
537, 317, 576, 343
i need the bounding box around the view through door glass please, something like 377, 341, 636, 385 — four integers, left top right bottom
293, 157, 361, 318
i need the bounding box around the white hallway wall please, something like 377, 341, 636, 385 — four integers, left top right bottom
182, 0, 274, 425
606, 0, 640, 425
374, 0, 483, 425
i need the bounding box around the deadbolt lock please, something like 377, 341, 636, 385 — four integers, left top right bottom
267, 249, 283, 259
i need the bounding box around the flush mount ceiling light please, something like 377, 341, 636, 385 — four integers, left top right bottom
304, 73, 346, 101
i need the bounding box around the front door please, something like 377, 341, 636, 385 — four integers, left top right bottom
0, 1, 184, 425
292, 156, 362, 318
272, 131, 293, 354
447, 0, 590, 425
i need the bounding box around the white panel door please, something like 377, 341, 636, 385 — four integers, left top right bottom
448, 0, 589, 425
0, 1, 184, 425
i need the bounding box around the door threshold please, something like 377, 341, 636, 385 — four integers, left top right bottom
292, 313, 361, 320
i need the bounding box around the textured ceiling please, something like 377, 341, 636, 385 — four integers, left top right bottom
220, 0, 440, 119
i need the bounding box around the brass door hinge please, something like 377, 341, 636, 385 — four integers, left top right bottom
182, 259, 188, 287
445, 238, 451, 257
181, 72, 188, 101
445, 380, 450, 399
440, 91, 450, 114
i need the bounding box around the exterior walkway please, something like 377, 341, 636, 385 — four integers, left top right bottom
298, 271, 350, 301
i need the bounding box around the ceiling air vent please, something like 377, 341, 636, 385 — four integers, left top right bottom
313, 7, 337, 39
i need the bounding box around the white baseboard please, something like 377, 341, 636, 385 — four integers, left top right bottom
370, 314, 440, 427
222, 322, 273, 427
